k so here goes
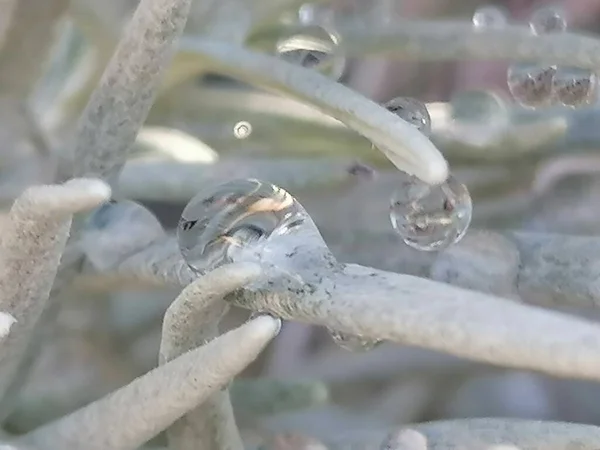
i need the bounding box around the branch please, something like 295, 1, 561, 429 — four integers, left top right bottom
0, 179, 110, 411
321, 418, 600, 450
159, 263, 263, 450
379, 428, 427, 450
338, 20, 600, 69
22, 315, 281, 450
84, 222, 600, 381
61, 0, 193, 184
116, 158, 359, 203
176, 38, 448, 185
0, 0, 69, 98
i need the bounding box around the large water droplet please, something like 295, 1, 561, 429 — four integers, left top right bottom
507, 64, 556, 108
529, 5, 567, 35
390, 174, 472, 252
275, 25, 346, 80
329, 328, 381, 352
472, 5, 508, 29
383, 97, 432, 135
552, 66, 598, 107
177, 179, 307, 275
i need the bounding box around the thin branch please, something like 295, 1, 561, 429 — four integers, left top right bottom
177, 38, 448, 185
160, 263, 264, 450
22, 315, 281, 450
61, 0, 193, 184
0, 179, 110, 411
338, 20, 600, 69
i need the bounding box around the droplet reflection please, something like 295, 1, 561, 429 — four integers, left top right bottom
390, 174, 472, 252
177, 179, 308, 275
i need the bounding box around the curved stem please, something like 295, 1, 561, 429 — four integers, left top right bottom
177, 38, 448, 185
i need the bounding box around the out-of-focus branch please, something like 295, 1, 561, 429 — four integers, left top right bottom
160, 263, 264, 450
0, 179, 110, 415
116, 158, 358, 203
338, 20, 600, 69
0, 0, 69, 98
0, 0, 18, 52
22, 316, 281, 450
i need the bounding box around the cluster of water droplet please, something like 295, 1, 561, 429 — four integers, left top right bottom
177, 178, 307, 275
476, 4, 600, 109
380, 96, 473, 252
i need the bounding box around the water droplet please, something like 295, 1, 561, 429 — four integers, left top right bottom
552, 66, 598, 107
233, 121, 252, 139
177, 179, 308, 275
507, 64, 556, 108
329, 328, 381, 352
275, 25, 346, 80
529, 5, 567, 35
390, 174, 472, 252
383, 97, 431, 135
472, 5, 508, 29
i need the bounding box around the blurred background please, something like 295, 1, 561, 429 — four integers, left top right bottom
5, 0, 600, 446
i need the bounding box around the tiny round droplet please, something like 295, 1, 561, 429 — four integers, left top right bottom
472, 5, 508, 29
177, 179, 307, 275
390, 174, 472, 252
383, 97, 431, 135
275, 25, 346, 80
507, 64, 557, 108
529, 5, 567, 35
329, 329, 381, 352
233, 121, 252, 139
552, 66, 598, 107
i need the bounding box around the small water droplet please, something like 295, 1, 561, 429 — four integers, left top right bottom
507, 64, 557, 108
233, 121, 252, 139
275, 25, 346, 80
390, 174, 472, 252
329, 329, 381, 352
552, 66, 598, 107
383, 97, 431, 135
529, 5, 567, 35
177, 179, 308, 275
472, 5, 508, 29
